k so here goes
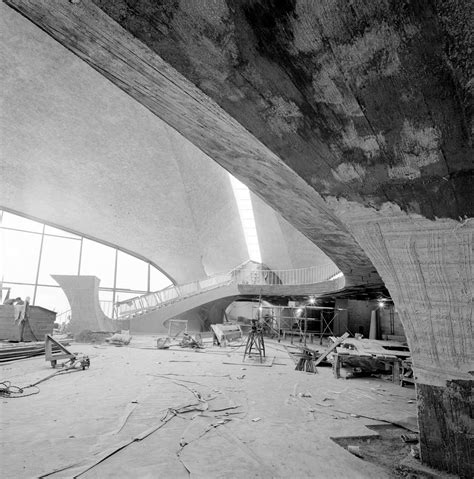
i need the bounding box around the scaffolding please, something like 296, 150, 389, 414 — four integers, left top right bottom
253, 304, 341, 345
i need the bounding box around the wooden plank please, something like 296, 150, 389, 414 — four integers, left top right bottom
314, 332, 349, 366
332, 353, 341, 378
335, 348, 373, 358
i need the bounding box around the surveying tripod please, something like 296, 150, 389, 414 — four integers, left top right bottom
243, 319, 265, 362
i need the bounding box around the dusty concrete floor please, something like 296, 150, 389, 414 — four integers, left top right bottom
1, 334, 429, 478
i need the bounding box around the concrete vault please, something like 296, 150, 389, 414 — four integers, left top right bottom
1, 1, 473, 476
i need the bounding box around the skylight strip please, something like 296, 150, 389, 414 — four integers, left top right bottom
229, 174, 262, 263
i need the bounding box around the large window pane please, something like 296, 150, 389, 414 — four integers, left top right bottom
1, 211, 173, 310
79, 239, 115, 288
98, 290, 113, 303
115, 291, 143, 304
150, 266, 172, 292
35, 285, 70, 314
38, 236, 80, 285
1, 229, 42, 283
1, 211, 44, 232
116, 251, 148, 291
97, 290, 114, 317
2, 283, 35, 304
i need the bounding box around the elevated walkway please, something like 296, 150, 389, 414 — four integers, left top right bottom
116, 262, 345, 333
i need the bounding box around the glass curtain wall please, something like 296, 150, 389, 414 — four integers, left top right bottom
0, 210, 172, 318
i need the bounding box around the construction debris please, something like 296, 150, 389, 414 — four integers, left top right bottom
347, 445, 363, 458
330, 337, 412, 385
179, 332, 204, 349
295, 350, 318, 373
156, 337, 171, 349
401, 433, 419, 443
410, 445, 420, 459
75, 330, 112, 343
105, 331, 131, 346
211, 323, 242, 346
314, 332, 350, 367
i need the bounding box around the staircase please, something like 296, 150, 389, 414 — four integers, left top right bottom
115, 262, 343, 321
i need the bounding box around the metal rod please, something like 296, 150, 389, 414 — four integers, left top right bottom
32, 224, 45, 305
77, 237, 83, 275
112, 249, 118, 311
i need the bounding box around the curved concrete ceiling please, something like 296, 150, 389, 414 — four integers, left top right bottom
1, 0, 386, 290
0, 4, 244, 283
3, 2, 471, 475
0, 3, 336, 285
252, 193, 336, 271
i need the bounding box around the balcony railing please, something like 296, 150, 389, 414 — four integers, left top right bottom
232, 264, 340, 286
115, 262, 341, 319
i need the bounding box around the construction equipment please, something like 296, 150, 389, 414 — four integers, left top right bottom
45, 334, 90, 369
243, 319, 265, 362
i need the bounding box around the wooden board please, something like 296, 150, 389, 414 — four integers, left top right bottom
339, 338, 410, 358
314, 332, 349, 366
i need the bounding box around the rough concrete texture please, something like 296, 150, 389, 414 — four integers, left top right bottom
325, 199, 473, 386
52, 275, 114, 334
417, 380, 473, 478
252, 192, 336, 271
327, 199, 473, 476
88, 0, 472, 220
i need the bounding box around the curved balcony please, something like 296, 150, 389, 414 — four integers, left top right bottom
115, 262, 343, 320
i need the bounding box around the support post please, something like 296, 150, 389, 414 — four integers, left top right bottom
417, 380, 473, 478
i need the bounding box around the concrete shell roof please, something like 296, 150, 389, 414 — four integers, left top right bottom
0, 4, 335, 285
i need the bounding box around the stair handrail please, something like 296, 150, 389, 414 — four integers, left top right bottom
115, 263, 342, 319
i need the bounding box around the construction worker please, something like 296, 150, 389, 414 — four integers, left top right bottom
16, 297, 30, 342
3, 296, 21, 306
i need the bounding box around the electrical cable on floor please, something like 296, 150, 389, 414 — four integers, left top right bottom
0, 364, 84, 398
0, 381, 40, 398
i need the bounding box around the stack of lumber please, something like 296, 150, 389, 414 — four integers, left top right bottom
0, 340, 69, 363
